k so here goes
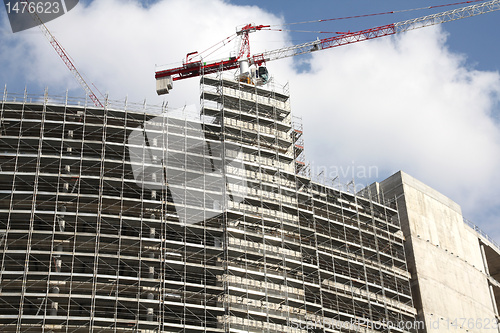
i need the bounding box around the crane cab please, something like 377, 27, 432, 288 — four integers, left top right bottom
247, 65, 269, 86
238, 59, 270, 86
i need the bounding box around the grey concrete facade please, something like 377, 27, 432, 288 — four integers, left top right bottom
369, 171, 500, 332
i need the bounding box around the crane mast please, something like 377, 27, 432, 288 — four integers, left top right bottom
156, 0, 500, 95
21, 1, 103, 107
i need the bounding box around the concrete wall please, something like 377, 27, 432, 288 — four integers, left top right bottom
378, 171, 499, 332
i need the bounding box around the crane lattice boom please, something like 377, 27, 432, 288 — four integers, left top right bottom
394, 0, 500, 33
155, 0, 500, 94
21, 1, 103, 107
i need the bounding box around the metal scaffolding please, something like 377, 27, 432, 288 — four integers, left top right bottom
0, 79, 416, 332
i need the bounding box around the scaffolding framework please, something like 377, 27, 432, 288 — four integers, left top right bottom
0, 80, 416, 333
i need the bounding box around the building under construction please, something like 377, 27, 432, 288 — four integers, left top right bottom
0, 75, 417, 332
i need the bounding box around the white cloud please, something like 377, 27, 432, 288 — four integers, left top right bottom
289, 27, 500, 240
0, 0, 499, 241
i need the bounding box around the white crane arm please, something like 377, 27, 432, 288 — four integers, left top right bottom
395, 0, 500, 32
256, 0, 500, 64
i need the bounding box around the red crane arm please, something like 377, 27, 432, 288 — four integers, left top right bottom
20, 1, 103, 107
257, 0, 500, 63
155, 57, 240, 82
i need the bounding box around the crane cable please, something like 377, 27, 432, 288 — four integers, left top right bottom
198, 33, 239, 60
169, 0, 490, 65
271, 0, 487, 29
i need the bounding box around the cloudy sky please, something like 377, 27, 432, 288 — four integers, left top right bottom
1, 0, 499, 243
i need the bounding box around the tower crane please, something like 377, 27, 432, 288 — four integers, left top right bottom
20, 1, 103, 107
155, 0, 500, 95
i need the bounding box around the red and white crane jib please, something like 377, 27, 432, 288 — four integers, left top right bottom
20, 0, 103, 107
256, 24, 397, 64
155, 0, 500, 95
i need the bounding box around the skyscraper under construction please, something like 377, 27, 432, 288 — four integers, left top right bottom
0, 75, 416, 332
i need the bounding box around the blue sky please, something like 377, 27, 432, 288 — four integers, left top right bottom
0, 0, 499, 243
